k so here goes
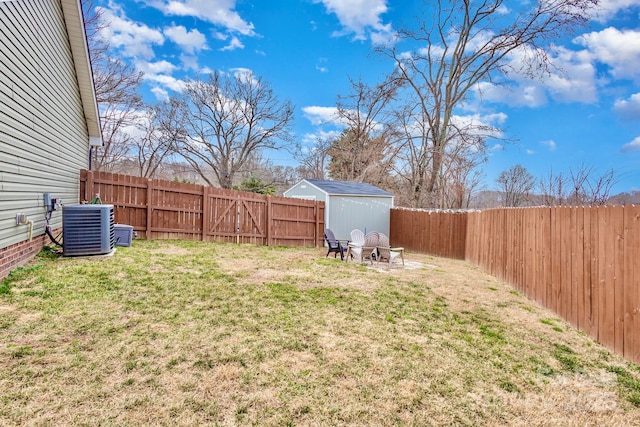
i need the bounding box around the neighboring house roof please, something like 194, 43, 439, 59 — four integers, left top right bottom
304, 179, 393, 197
60, 0, 102, 142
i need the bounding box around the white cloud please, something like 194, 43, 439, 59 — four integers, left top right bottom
589, 0, 640, 22
151, 87, 170, 102
622, 136, 640, 152
302, 129, 342, 145
229, 68, 258, 85
98, 6, 164, 59
136, 60, 185, 96
613, 93, 640, 120
526, 149, 535, 155
574, 28, 640, 81
302, 106, 340, 126
136, 60, 177, 75
164, 25, 208, 54
481, 45, 598, 106
530, 46, 598, 104
213, 31, 228, 40
452, 112, 508, 128
144, 74, 186, 92
450, 112, 507, 139
220, 36, 244, 51
369, 23, 396, 46
489, 143, 504, 153
179, 54, 199, 71
314, 0, 394, 43
540, 140, 557, 151
152, 0, 255, 35
475, 82, 548, 107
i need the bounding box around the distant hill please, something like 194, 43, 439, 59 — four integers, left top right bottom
607, 190, 640, 206
469, 190, 640, 208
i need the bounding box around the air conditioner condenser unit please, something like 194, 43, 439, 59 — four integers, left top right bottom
62, 204, 115, 256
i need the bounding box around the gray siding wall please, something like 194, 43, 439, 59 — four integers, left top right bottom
0, 0, 89, 249
327, 196, 392, 242
284, 181, 327, 202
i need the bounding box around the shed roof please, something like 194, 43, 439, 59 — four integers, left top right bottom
304, 179, 393, 197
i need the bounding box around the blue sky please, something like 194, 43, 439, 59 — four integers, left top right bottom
92, 0, 640, 194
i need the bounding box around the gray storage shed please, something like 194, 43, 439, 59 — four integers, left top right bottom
284, 179, 394, 242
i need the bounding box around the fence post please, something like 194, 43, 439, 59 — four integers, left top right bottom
146, 179, 153, 239
202, 185, 209, 241
266, 195, 272, 246
236, 194, 241, 244
85, 169, 94, 202
315, 201, 320, 247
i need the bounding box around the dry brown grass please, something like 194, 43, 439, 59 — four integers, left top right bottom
0, 240, 639, 426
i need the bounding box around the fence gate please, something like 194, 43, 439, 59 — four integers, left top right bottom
206, 192, 267, 244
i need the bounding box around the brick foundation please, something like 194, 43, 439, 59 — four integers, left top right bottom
0, 229, 61, 280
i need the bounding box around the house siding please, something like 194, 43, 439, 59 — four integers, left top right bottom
0, 0, 89, 253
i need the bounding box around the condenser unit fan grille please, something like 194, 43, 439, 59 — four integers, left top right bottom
63, 204, 115, 256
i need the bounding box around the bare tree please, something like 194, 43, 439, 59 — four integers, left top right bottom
294, 135, 332, 180
568, 164, 617, 206
174, 71, 294, 189
585, 168, 616, 205
539, 164, 617, 206
392, 103, 495, 208
232, 152, 298, 194
438, 134, 487, 209
378, 0, 598, 207
133, 100, 183, 178
496, 164, 536, 207
539, 168, 568, 206
82, 0, 145, 171
328, 77, 399, 182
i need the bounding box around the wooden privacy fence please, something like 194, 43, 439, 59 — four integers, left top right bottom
390, 206, 640, 365
80, 170, 324, 247
390, 208, 467, 259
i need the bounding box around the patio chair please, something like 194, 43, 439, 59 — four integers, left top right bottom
350, 229, 365, 247
377, 233, 404, 268
324, 228, 346, 260
345, 229, 365, 261
347, 231, 379, 264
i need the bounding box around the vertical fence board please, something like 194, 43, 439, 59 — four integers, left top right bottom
598, 206, 614, 349
624, 205, 639, 362
559, 207, 576, 327
550, 207, 559, 315
524, 208, 531, 299
612, 206, 625, 355
146, 179, 153, 239
575, 207, 585, 331
541, 208, 551, 308
581, 207, 594, 338
590, 206, 600, 341
567, 207, 577, 327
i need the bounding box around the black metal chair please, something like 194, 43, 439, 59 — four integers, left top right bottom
324, 228, 346, 260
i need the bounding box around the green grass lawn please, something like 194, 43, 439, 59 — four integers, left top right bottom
1, 240, 639, 426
